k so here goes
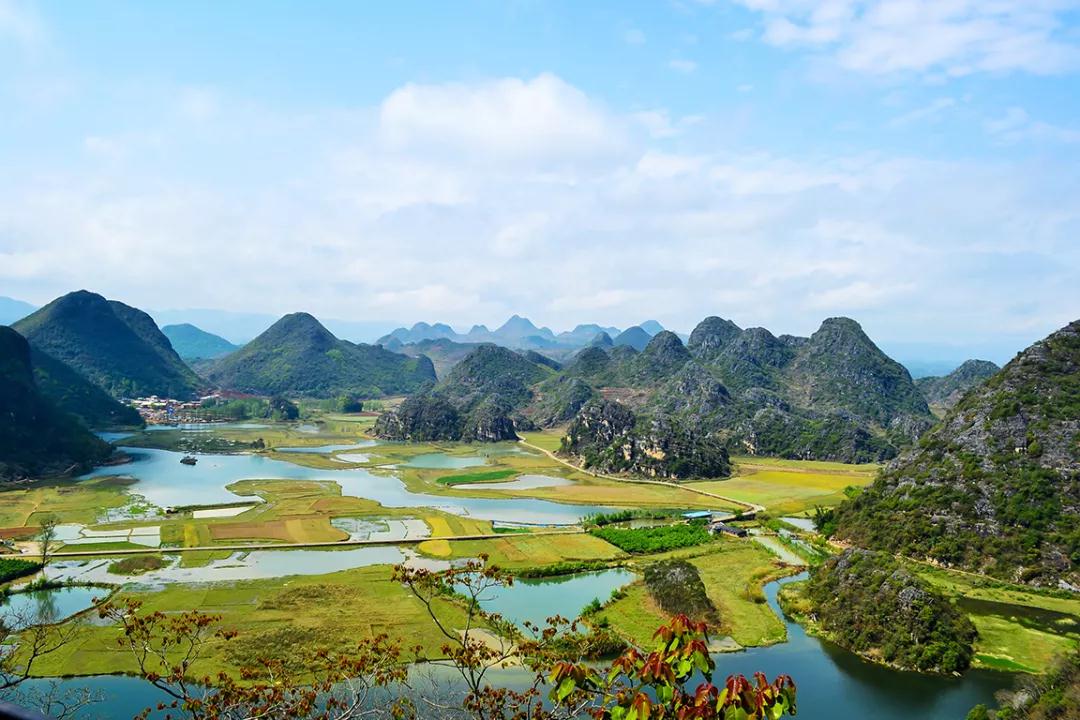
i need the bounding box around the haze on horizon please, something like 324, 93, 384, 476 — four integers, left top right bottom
2, 1, 1078, 365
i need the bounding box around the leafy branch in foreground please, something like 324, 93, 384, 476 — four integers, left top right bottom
97, 598, 414, 720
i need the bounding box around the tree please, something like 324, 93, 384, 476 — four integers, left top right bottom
1, 604, 94, 718
97, 599, 413, 720
36, 515, 58, 566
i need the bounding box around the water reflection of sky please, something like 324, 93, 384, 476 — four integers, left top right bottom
80, 447, 612, 524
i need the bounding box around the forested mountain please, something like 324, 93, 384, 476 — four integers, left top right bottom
0, 326, 113, 479
834, 319, 1080, 587
206, 312, 435, 398
376, 314, 929, 465
374, 344, 554, 442
536, 317, 931, 462
29, 347, 143, 428
13, 291, 202, 399
915, 359, 1000, 413
392, 338, 488, 379
162, 323, 239, 361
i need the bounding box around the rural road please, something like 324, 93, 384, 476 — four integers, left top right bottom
516, 439, 765, 516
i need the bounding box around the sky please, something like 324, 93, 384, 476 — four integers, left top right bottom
1, 1, 1079, 363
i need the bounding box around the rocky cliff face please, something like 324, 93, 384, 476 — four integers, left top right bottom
835, 319, 1080, 588
560, 399, 730, 479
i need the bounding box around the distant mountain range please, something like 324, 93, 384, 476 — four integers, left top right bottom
377, 315, 957, 464
203, 312, 436, 398
0, 296, 35, 326
377, 316, 667, 355
162, 323, 239, 361
0, 326, 114, 479
835, 318, 1080, 587
14, 291, 202, 400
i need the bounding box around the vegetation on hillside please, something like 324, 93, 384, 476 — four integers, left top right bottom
967, 650, 1079, 719
28, 346, 143, 428
13, 290, 202, 399
561, 399, 731, 479
797, 549, 977, 674
834, 319, 1080, 587
205, 312, 435, 398
0, 326, 113, 479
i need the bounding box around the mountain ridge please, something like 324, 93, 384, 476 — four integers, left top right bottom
13, 290, 202, 399
205, 312, 436, 398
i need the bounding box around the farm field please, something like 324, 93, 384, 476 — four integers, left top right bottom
418, 531, 623, 566
27, 564, 470, 678
690, 457, 878, 515
601, 539, 791, 649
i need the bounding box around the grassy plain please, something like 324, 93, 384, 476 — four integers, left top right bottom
420, 532, 624, 567
29, 564, 470, 678
0, 476, 141, 530
916, 565, 1080, 673
690, 456, 878, 515
601, 539, 790, 649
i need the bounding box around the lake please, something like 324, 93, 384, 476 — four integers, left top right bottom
0, 586, 108, 626
81, 447, 613, 524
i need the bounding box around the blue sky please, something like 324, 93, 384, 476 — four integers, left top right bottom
1, 1, 1079, 362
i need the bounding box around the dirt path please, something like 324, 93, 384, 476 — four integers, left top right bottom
517, 439, 764, 516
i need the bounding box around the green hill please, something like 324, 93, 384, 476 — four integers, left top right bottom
834, 319, 1080, 587
162, 323, 239, 361
0, 326, 112, 479
13, 290, 202, 399
30, 347, 143, 428
374, 314, 933, 463
205, 312, 436, 398
374, 345, 553, 442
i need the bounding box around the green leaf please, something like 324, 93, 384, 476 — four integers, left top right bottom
556, 676, 576, 702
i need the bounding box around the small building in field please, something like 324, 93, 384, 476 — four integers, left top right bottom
708, 522, 748, 538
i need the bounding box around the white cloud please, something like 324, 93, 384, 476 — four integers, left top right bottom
984, 106, 1080, 144
377, 74, 627, 169
668, 58, 698, 73
733, 0, 1080, 77
1, 73, 1077, 349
